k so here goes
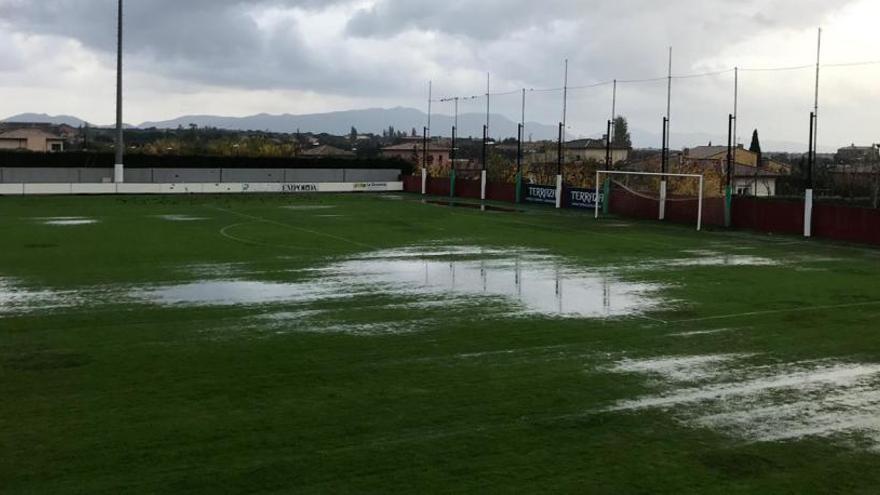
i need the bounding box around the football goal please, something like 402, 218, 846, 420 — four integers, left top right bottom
594, 170, 705, 231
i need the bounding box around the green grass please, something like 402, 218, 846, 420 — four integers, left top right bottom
2, 193, 880, 494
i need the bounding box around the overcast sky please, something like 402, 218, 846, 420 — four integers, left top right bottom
1, 0, 878, 148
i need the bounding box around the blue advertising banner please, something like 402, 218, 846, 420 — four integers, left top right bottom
522, 184, 557, 205
567, 187, 605, 209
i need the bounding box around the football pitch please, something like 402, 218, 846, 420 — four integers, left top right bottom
3, 193, 880, 493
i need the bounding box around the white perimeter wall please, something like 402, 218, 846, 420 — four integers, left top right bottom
0, 182, 403, 196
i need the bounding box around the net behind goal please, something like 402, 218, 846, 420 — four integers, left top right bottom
594, 170, 705, 231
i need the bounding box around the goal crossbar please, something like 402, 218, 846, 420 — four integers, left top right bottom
595, 170, 705, 231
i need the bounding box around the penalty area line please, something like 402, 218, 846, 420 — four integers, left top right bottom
211, 206, 377, 250
219, 222, 322, 252
672, 301, 880, 324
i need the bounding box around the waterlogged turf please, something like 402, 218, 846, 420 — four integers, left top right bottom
2, 193, 880, 493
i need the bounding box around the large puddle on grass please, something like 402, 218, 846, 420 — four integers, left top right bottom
0, 278, 76, 316
605, 353, 880, 451
134, 245, 665, 319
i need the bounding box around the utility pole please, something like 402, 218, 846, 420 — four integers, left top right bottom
114, 0, 124, 184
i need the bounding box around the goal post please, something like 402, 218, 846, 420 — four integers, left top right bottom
595, 170, 705, 231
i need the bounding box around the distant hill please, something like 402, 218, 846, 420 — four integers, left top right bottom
3, 108, 825, 152
3, 113, 93, 127
1, 113, 134, 129
138, 107, 562, 141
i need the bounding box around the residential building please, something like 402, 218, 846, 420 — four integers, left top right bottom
683, 145, 759, 167
299, 144, 356, 159
733, 164, 784, 197
0, 127, 65, 152
522, 139, 630, 166
380, 142, 451, 167
564, 138, 630, 164
682, 145, 790, 197
836, 144, 879, 163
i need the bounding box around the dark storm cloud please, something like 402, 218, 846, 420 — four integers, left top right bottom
347, 0, 854, 86
0, 0, 861, 101
0, 0, 375, 93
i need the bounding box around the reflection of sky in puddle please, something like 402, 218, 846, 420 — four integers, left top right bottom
156, 215, 208, 222
35, 217, 98, 226
0, 278, 73, 316
135, 246, 664, 319
137, 280, 336, 306
327, 254, 661, 318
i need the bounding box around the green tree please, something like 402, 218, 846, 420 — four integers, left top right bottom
612, 116, 632, 148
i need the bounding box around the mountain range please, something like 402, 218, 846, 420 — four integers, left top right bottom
3, 108, 823, 152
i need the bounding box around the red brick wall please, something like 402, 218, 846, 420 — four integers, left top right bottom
732, 197, 804, 236
813, 202, 880, 246
403, 175, 421, 193
455, 179, 481, 199
486, 182, 516, 203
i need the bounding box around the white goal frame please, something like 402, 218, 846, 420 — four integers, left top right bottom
594, 170, 705, 231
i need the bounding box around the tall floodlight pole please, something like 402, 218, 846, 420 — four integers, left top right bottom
733, 67, 739, 148
421, 127, 428, 195
486, 73, 491, 139
814, 28, 822, 151
805, 112, 816, 238
114, 0, 124, 183
660, 47, 672, 222
666, 46, 672, 151
805, 28, 822, 238
450, 125, 457, 198
517, 124, 523, 175
725, 114, 734, 228
556, 122, 564, 209
605, 120, 612, 169
427, 81, 432, 138
610, 79, 617, 143
660, 117, 668, 221
481, 124, 488, 201
516, 90, 525, 204
562, 59, 569, 144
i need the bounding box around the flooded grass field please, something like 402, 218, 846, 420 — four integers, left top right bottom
2, 193, 880, 493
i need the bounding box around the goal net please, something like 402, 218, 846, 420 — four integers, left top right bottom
594, 170, 705, 231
